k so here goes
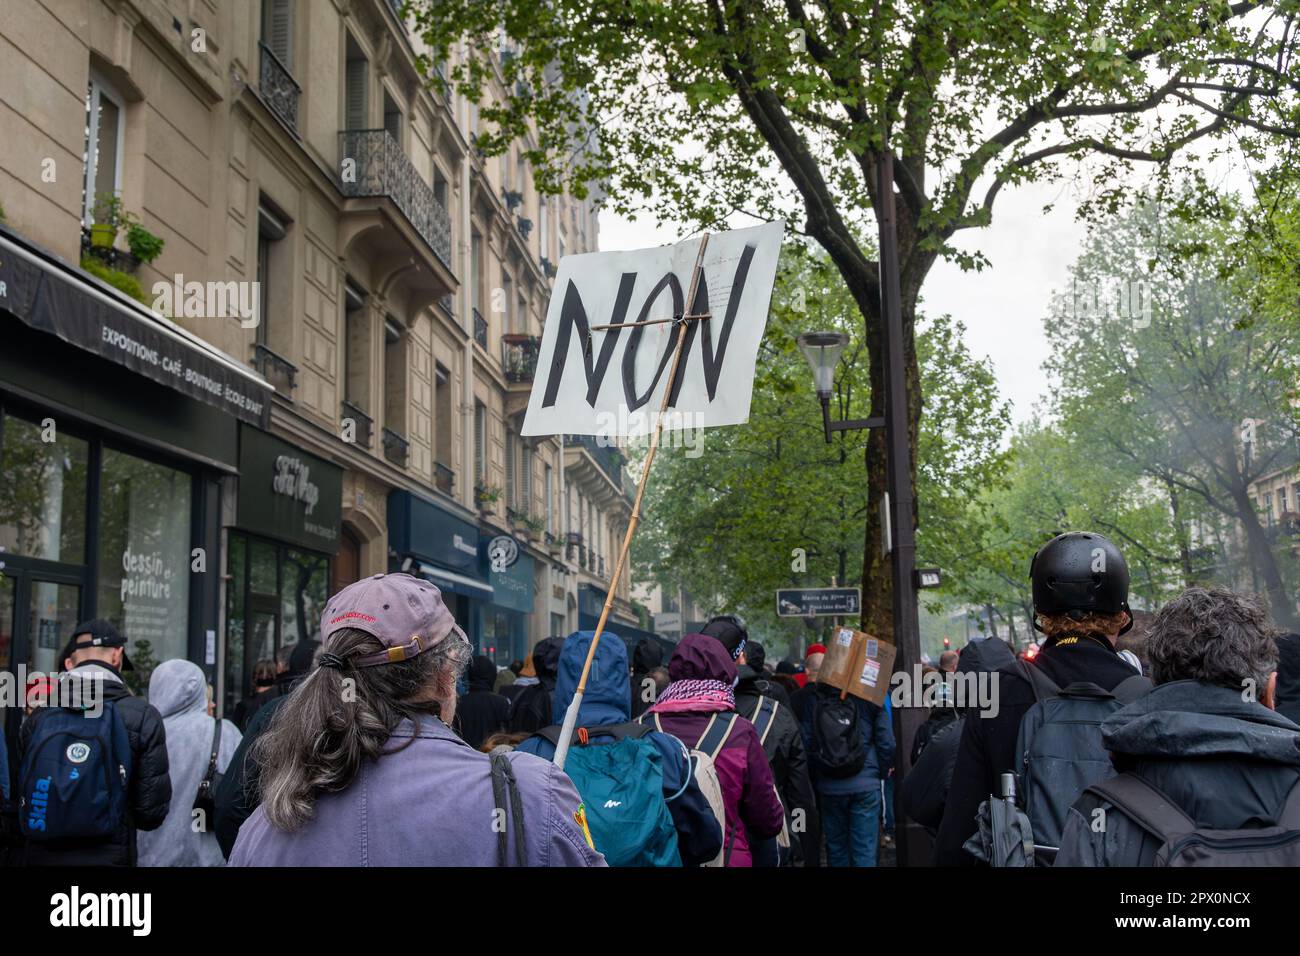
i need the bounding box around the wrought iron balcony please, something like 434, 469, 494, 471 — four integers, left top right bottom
438, 294, 454, 319
382, 427, 410, 467
502, 334, 540, 384
434, 461, 455, 495
252, 343, 297, 395
259, 43, 300, 132
565, 434, 626, 490
338, 129, 452, 270
473, 308, 488, 348
340, 399, 373, 449
516, 217, 533, 240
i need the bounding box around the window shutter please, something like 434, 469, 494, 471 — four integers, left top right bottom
474, 404, 485, 485
346, 58, 368, 130
505, 431, 516, 508
267, 0, 293, 69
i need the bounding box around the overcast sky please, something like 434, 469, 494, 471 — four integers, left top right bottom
599, 179, 1085, 428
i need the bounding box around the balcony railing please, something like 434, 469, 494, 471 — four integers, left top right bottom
565, 434, 625, 490
338, 129, 452, 270
340, 399, 373, 449
259, 43, 300, 132
438, 294, 454, 319
473, 308, 488, 348
434, 462, 455, 496
252, 343, 297, 395
502, 334, 541, 384
382, 427, 410, 468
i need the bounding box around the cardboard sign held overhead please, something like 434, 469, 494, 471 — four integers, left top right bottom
820, 627, 897, 707
522, 221, 784, 437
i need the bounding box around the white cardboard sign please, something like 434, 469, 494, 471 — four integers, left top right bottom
521, 221, 784, 437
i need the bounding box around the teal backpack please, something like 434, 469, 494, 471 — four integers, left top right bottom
537, 722, 681, 867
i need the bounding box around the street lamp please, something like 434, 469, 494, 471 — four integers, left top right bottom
796, 331, 884, 443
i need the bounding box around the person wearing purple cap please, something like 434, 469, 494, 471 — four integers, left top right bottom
229, 573, 605, 867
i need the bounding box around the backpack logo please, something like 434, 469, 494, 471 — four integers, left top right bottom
66, 743, 91, 764
603, 799, 622, 809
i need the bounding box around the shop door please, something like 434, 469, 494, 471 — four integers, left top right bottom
332, 526, 361, 596
0, 566, 85, 772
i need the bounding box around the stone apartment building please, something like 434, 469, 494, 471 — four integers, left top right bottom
0, 0, 644, 721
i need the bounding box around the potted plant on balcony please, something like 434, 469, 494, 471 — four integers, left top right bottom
125, 221, 165, 265
522, 514, 545, 544
90, 192, 126, 250
474, 483, 501, 515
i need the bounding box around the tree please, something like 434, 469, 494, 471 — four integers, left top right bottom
630, 246, 1009, 656
1045, 196, 1300, 624
411, 0, 1300, 637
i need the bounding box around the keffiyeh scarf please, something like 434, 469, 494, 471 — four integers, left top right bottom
646, 678, 735, 714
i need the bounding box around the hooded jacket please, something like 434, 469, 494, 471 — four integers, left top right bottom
516, 631, 723, 866
18, 660, 172, 867
630, 638, 664, 718
1056, 680, 1300, 866
644, 634, 785, 866
455, 655, 512, 750
137, 660, 242, 867
509, 636, 564, 734
735, 663, 819, 866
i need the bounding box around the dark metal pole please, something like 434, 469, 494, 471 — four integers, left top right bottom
877, 144, 928, 866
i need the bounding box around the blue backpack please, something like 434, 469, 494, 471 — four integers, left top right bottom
19, 701, 132, 841
538, 722, 681, 867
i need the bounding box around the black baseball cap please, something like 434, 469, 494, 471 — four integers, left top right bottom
69, 619, 135, 671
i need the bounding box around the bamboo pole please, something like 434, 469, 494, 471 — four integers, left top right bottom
553, 232, 711, 772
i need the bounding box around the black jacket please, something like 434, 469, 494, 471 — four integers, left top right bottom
509, 637, 564, 734
455, 657, 512, 750
735, 666, 820, 866
1056, 681, 1300, 866
214, 692, 285, 859
629, 639, 665, 718
1273, 632, 1300, 727
900, 716, 964, 833
18, 663, 171, 866
934, 634, 1140, 865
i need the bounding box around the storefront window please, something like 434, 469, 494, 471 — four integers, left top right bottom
224, 534, 246, 714
97, 447, 191, 668
281, 548, 328, 647
0, 412, 88, 564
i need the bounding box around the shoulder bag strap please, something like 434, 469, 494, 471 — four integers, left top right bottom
1086, 773, 1195, 845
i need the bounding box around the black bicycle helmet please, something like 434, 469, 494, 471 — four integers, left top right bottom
1030, 531, 1133, 635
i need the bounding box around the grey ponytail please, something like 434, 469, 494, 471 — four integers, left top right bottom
253, 626, 470, 831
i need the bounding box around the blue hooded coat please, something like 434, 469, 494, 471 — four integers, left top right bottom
516, 631, 723, 866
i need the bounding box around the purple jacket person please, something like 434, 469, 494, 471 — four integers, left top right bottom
229, 573, 604, 867
642, 633, 785, 866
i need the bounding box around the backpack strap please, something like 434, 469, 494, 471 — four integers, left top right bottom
1011, 659, 1061, 704
696, 713, 739, 760
534, 721, 655, 749
749, 697, 779, 747
1085, 773, 1195, 845
489, 751, 527, 867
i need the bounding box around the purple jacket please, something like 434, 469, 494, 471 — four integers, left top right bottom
230, 715, 605, 867
648, 635, 785, 867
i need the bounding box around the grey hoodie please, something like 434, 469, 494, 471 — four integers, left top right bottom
1057, 680, 1300, 866
137, 660, 242, 867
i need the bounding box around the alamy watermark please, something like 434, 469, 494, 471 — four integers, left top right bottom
152, 274, 260, 328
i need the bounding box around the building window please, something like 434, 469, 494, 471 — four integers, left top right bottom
505, 429, 516, 509
383, 316, 407, 438
471, 230, 483, 316
256, 201, 289, 352
435, 364, 452, 471
262, 0, 295, 70
343, 279, 369, 410
83, 74, 125, 227
501, 273, 513, 333
474, 401, 486, 486
383, 89, 402, 145
97, 447, 193, 667
538, 198, 548, 260
544, 463, 553, 534
1282, 486, 1290, 516
345, 35, 368, 131
521, 442, 532, 514
1265, 492, 1274, 526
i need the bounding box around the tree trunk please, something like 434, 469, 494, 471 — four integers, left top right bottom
1165, 479, 1195, 587
1233, 486, 1295, 628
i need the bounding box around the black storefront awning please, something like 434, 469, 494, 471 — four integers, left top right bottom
0, 225, 271, 428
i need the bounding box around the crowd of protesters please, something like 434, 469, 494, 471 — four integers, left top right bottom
5, 529, 1300, 867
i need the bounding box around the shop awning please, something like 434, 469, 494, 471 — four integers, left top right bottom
412, 560, 494, 601
0, 225, 272, 428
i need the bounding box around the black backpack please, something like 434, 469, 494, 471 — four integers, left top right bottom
1012, 661, 1151, 858
1087, 773, 1300, 866
809, 693, 867, 779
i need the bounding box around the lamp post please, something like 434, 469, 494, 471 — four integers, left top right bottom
795, 147, 928, 868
